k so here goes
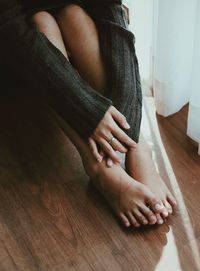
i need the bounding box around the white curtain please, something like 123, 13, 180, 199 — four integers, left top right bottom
129, 0, 200, 154
187, 1, 200, 154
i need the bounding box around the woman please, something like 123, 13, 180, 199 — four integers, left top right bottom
0, 0, 177, 227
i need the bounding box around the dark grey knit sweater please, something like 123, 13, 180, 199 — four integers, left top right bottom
0, 0, 121, 139
0, 0, 142, 143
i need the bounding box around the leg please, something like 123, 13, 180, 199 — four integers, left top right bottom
68, 3, 177, 219
125, 134, 177, 223
55, 113, 160, 228
83, 3, 143, 142
54, 4, 107, 95
51, 3, 141, 141
31, 9, 161, 227
32, 11, 69, 59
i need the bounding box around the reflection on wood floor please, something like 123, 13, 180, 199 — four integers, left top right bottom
0, 95, 200, 271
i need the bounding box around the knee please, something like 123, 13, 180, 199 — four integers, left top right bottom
57, 4, 90, 27
32, 11, 59, 36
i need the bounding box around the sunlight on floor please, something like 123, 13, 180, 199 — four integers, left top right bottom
155, 229, 182, 271
142, 97, 200, 271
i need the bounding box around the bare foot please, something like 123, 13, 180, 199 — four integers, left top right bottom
82, 156, 164, 228
125, 135, 177, 225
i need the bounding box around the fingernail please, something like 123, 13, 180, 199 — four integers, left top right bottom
124, 123, 130, 129
97, 157, 102, 162
108, 160, 113, 167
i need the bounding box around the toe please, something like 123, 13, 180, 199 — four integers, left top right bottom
119, 213, 130, 227
163, 199, 173, 214
156, 214, 164, 225
147, 196, 164, 214
167, 194, 177, 208
160, 203, 169, 218
140, 206, 157, 225
127, 212, 140, 228
133, 209, 148, 225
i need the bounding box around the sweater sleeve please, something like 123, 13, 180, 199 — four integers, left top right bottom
0, 0, 113, 140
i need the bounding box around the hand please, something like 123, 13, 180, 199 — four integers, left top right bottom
99, 151, 121, 168
88, 106, 137, 163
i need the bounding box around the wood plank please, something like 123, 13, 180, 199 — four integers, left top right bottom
0, 96, 200, 271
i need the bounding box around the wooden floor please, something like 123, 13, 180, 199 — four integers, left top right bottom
0, 95, 200, 271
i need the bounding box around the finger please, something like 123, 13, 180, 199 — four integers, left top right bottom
110, 107, 130, 130
98, 139, 121, 163
112, 124, 137, 148
106, 158, 114, 168
99, 150, 105, 159
110, 138, 128, 153
88, 137, 102, 162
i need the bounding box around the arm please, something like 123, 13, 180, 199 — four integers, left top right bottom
0, 0, 113, 140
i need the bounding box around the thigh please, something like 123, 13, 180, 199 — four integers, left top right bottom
53, 3, 97, 43
52, 3, 107, 94
82, 1, 142, 142
32, 11, 68, 58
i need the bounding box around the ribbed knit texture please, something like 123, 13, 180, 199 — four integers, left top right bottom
86, 3, 143, 142
0, 0, 142, 142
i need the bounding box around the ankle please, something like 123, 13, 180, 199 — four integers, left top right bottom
127, 140, 152, 157
81, 155, 100, 179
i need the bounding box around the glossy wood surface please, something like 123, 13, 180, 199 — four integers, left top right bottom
0, 95, 200, 271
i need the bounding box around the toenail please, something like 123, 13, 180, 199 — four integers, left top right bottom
155, 203, 162, 210
163, 211, 168, 217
